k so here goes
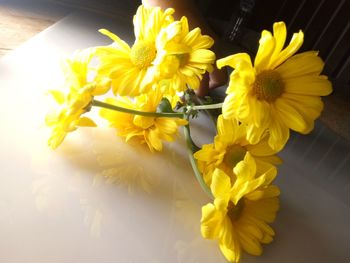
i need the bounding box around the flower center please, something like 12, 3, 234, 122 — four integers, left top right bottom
227, 199, 245, 222
176, 53, 189, 67
253, 70, 284, 102
223, 144, 247, 169
130, 41, 156, 68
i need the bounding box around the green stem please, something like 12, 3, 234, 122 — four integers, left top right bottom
190, 102, 223, 111
92, 99, 184, 118
183, 123, 214, 200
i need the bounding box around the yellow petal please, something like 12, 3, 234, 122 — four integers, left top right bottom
233, 153, 260, 183
269, 30, 304, 69
217, 53, 252, 70
194, 145, 216, 162
133, 115, 154, 129
182, 27, 201, 46
282, 93, 324, 118
98, 29, 131, 53
245, 215, 275, 236
261, 233, 273, 244
47, 90, 65, 104
248, 97, 270, 128
77, 117, 97, 127
262, 185, 280, 198
276, 51, 324, 79
148, 128, 162, 151
245, 136, 277, 156
115, 67, 145, 96
125, 131, 140, 142
254, 30, 275, 72
268, 117, 289, 151
217, 115, 238, 138
200, 203, 222, 239
254, 159, 277, 176
191, 35, 214, 50
219, 219, 241, 262
244, 190, 265, 201
275, 99, 308, 132
163, 20, 183, 42
219, 243, 239, 263
284, 75, 333, 96
220, 217, 234, 250
271, 22, 287, 60
189, 49, 215, 64
185, 74, 200, 89
238, 230, 263, 256
211, 168, 232, 198
246, 123, 267, 146
232, 177, 266, 204
155, 118, 178, 134
282, 94, 323, 133
239, 222, 263, 240
48, 131, 66, 150
92, 78, 111, 96
222, 93, 238, 119
248, 198, 280, 223
257, 155, 283, 166
261, 166, 278, 186
139, 67, 157, 93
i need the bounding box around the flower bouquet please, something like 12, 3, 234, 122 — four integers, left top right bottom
45, 5, 332, 262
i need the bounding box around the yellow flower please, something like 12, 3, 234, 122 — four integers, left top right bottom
46, 49, 110, 149
95, 5, 174, 96
99, 89, 187, 152
154, 16, 215, 93
217, 22, 332, 151
194, 115, 281, 185
201, 153, 280, 262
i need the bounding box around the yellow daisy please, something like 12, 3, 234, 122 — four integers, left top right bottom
95, 5, 174, 96
201, 153, 280, 262
46, 49, 110, 149
154, 16, 215, 93
99, 89, 187, 152
194, 115, 281, 185
217, 22, 332, 151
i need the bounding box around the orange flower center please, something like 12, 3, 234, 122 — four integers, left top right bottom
253, 70, 284, 102
227, 199, 245, 222
223, 144, 247, 169
130, 40, 156, 68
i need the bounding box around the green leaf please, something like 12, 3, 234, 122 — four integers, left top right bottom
156, 98, 175, 113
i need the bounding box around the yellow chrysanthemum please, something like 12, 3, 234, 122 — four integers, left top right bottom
217, 22, 332, 151
99, 89, 187, 152
201, 153, 280, 262
154, 16, 215, 93
46, 49, 110, 149
194, 115, 281, 185
95, 5, 174, 96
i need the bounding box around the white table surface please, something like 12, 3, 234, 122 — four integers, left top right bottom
0, 10, 350, 263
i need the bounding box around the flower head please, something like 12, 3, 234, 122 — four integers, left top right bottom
46, 49, 110, 149
194, 115, 281, 185
154, 16, 215, 93
99, 89, 187, 152
217, 22, 332, 151
201, 153, 280, 262
95, 5, 174, 96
